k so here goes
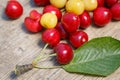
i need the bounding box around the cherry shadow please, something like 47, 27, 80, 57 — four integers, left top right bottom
9, 71, 18, 80
29, 0, 42, 8
21, 23, 31, 34
1, 8, 11, 21
21, 23, 41, 35
29, 0, 36, 7
37, 39, 46, 49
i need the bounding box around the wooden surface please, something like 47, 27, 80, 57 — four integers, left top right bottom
0, 0, 120, 80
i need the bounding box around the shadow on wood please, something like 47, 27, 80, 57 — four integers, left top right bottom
1, 8, 11, 21
9, 71, 17, 80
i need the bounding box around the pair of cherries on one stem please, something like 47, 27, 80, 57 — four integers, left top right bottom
32, 28, 74, 68
32, 28, 88, 68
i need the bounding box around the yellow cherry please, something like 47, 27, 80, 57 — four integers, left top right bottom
66, 0, 85, 15
50, 0, 67, 8
40, 13, 58, 29
82, 0, 98, 11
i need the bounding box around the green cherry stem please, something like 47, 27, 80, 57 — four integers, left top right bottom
40, 53, 57, 61
34, 65, 62, 69
32, 43, 49, 66
33, 53, 61, 69
15, 46, 57, 75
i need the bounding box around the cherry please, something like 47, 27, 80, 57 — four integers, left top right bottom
43, 5, 62, 20
82, 0, 98, 11
30, 10, 42, 21
33, 0, 50, 6
5, 0, 23, 19
55, 22, 68, 39
54, 43, 73, 64
24, 10, 42, 33
24, 17, 42, 33
93, 7, 112, 27
105, 0, 118, 8
97, 0, 105, 7
69, 30, 88, 48
42, 28, 60, 47
61, 12, 80, 33
65, 0, 85, 15
32, 28, 60, 66
50, 0, 67, 8
79, 11, 91, 29
40, 13, 58, 29
110, 3, 120, 20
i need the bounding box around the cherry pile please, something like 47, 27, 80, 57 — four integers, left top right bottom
5, 0, 120, 66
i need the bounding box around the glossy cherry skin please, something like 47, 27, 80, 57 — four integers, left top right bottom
34, 0, 50, 6
42, 28, 60, 47
105, 0, 118, 8
61, 12, 80, 33
54, 43, 73, 64
93, 7, 112, 27
110, 3, 120, 20
24, 17, 42, 33
69, 30, 88, 48
97, 0, 105, 7
30, 10, 42, 21
55, 22, 68, 39
43, 5, 62, 20
5, 1, 23, 19
79, 11, 91, 29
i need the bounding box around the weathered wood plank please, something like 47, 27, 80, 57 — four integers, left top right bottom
0, 0, 120, 80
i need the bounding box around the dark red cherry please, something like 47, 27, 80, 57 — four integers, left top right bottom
93, 7, 112, 27
43, 5, 62, 20
55, 22, 68, 39
5, 1, 23, 19
34, 0, 50, 6
61, 12, 80, 33
24, 17, 42, 33
54, 43, 73, 64
105, 0, 118, 8
79, 11, 91, 29
110, 3, 120, 20
69, 30, 88, 48
42, 28, 60, 47
97, 0, 105, 7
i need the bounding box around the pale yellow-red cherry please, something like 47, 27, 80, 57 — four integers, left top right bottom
50, 0, 67, 8
82, 0, 98, 11
40, 13, 58, 29
66, 0, 85, 15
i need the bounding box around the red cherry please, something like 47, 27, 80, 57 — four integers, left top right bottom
42, 28, 60, 47
97, 0, 105, 7
105, 0, 118, 8
110, 3, 120, 20
55, 22, 68, 39
69, 30, 88, 48
43, 5, 62, 20
34, 0, 50, 6
79, 11, 91, 29
30, 10, 42, 21
93, 7, 112, 27
24, 17, 42, 33
54, 43, 73, 64
5, 1, 23, 19
61, 12, 80, 33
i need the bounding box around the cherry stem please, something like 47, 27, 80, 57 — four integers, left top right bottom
40, 53, 57, 61
60, 8, 66, 12
34, 65, 62, 69
32, 43, 49, 66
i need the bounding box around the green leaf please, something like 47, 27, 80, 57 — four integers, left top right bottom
63, 37, 120, 76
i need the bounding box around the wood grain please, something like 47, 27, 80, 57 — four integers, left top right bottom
0, 0, 120, 80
